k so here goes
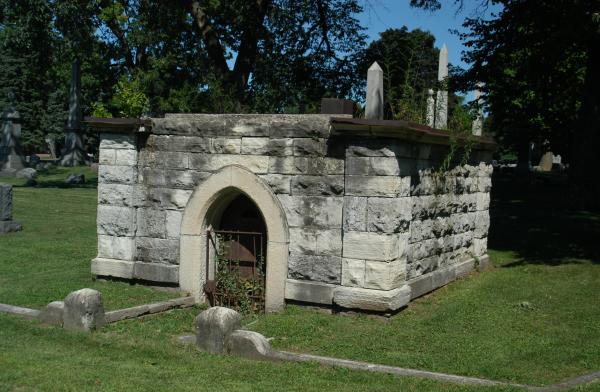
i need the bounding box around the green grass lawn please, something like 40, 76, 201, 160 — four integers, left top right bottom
0, 167, 178, 310
1, 171, 599, 391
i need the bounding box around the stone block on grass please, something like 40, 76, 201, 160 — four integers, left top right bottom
63, 289, 106, 332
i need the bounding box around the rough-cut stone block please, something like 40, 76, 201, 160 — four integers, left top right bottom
284, 279, 335, 304
135, 237, 179, 264
63, 289, 106, 332
333, 285, 411, 312
140, 168, 210, 189
306, 157, 344, 175
99, 133, 136, 149
133, 260, 179, 282
289, 228, 342, 256
144, 188, 193, 209
136, 208, 166, 238
241, 137, 292, 156
288, 253, 341, 284
166, 210, 183, 238
98, 148, 116, 165
364, 259, 406, 290
367, 197, 411, 233
346, 157, 417, 176
258, 174, 291, 194
39, 301, 65, 326
293, 138, 326, 156
97, 205, 136, 236
91, 258, 134, 278
268, 157, 308, 174
342, 232, 401, 261
478, 176, 492, 192
343, 196, 367, 232
341, 258, 365, 287
98, 165, 137, 185
115, 149, 137, 166
147, 135, 211, 153
278, 195, 343, 228
97, 235, 136, 260
476, 192, 490, 211
345, 176, 410, 197
189, 154, 269, 173
291, 175, 344, 196
195, 307, 242, 354
473, 237, 488, 256
98, 184, 140, 207
226, 330, 272, 359
211, 138, 241, 154
474, 210, 490, 238
345, 140, 418, 158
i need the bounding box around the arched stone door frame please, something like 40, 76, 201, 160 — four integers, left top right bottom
179, 165, 289, 312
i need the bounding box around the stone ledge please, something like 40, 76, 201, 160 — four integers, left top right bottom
284, 279, 335, 305
91, 258, 179, 284
333, 285, 411, 312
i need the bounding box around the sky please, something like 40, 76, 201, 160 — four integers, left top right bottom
357, 0, 502, 98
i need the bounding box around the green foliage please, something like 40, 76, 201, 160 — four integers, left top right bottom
91, 102, 113, 118
112, 77, 150, 118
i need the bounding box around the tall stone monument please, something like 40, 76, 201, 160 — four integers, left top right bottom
426, 89, 435, 127
472, 85, 484, 136
61, 60, 86, 166
365, 62, 384, 120
0, 183, 22, 234
0, 91, 25, 175
434, 44, 448, 129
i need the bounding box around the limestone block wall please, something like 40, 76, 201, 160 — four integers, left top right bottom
91, 114, 493, 312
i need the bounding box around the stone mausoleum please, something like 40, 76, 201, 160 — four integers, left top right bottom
89, 113, 494, 313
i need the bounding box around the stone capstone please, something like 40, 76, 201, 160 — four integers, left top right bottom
63, 288, 106, 332
226, 330, 273, 360
195, 307, 242, 354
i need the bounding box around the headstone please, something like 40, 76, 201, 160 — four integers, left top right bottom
434, 44, 448, 129
0, 183, 22, 234
0, 91, 26, 174
195, 306, 242, 354
39, 301, 65, 326
61, 60, 86, 167
426, 89, 435, 127
472, 85, 484, 136
538, 152, 554, 172
65, 173, 85, 185
63, 288, 106, 332
225, 330, 272, 360
365, 62, 384, 120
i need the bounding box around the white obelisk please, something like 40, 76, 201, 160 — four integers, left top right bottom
434, 44, 448, 129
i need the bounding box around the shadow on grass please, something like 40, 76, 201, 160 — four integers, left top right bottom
488, 173, 600, 266
6, 166, 98, 189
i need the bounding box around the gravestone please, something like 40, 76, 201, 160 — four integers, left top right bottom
365, 62, 384, 120
63, 288, 105, 332
0, 183, 22, 234
61, 60, 86, 167
195, 306, 241, 354
434, 44, 448, 129
0, 91, 25, 175
538, 152, 554, 172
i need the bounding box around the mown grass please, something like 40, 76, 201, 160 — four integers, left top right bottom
0, 167, 177, 310
1, 171, 599, 391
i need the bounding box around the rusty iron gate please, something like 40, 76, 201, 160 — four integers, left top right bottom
203, 229, 266, 313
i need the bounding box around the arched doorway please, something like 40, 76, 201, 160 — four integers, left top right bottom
179, 165, 289, 312
205, 194, 268, 312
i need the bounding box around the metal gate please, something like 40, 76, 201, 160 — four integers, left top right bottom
203, 229, 266, 313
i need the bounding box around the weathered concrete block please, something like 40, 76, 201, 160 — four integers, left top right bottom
97, 235, 136, 260
63, 289, 106, 332
364, 259, 406, 290
97, 205, 136, 236
278, 195, 343, 228
99, 133, 136, 149
115, 149, 137, 166
291, 175, 344, 196
258, 174, 291, 194
241, 137, 292, 156
98, 165, 137, 185
212, 138, 241, 154
39, 301, 65, 326
333, 285, 411, 312
367, 197, 411, 233
293, 138, 326, 156
195, 307, 242, 354
343, 196, 367, 232
345, 176, 410, 197
342, 232, 402, 261
136, 208, 166, 238
226, 330, 272, 360
189, 154, 269, 173
135, 237, 179, 264
341, 258, 365, 287
288, 253, 342, 284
